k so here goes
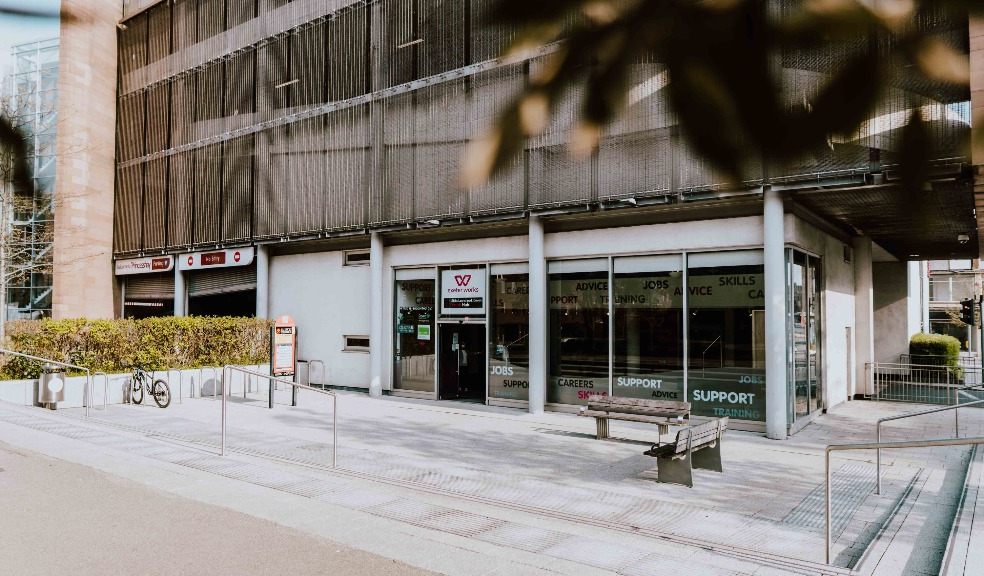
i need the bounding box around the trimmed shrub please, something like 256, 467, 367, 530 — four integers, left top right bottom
909, 332, 961, 373
2, 317, 272, 379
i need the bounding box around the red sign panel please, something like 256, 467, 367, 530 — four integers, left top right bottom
201, 252, 227, 266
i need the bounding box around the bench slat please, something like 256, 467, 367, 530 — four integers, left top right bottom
587, 395, 690, 411
583, 406, 689, 419
580, 410, 677, 425
672, 418, 728, 454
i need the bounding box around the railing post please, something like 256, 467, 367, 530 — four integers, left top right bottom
85, 370, 91, 418
221, 366, 227, 456
954, 382, 960, 438
876, 422, 882, 495
269, 370, 275, 409
868, 362, 874, 401
332, 394, 337, 468
825, 447, 832, 565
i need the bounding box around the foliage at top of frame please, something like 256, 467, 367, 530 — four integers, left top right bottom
1, 316, 273, 379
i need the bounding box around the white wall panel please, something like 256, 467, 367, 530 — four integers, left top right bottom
270, 251, 371, 388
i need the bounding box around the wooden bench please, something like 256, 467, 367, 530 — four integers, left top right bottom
643, 417, 728, 487
578, 395, 691, 440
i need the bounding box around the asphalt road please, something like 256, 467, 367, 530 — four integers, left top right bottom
0, 441, 436, 576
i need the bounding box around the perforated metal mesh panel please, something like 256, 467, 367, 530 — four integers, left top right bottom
112, 0, 972, 257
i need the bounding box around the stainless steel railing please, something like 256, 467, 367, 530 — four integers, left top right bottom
875, 399, 984, 494
0, 348, 93, 418
826, 436, 984, 565
93, 372, 108, 410
221, 365, 337, 468
869, 361, 984, 405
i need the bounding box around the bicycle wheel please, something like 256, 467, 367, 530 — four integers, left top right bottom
131, 379, 143, 404
152, 379, 171, 409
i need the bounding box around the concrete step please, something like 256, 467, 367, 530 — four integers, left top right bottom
855, 445, 975, 576
940, 444, 984, 576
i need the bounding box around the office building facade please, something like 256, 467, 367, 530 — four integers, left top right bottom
111, 0, 977, 437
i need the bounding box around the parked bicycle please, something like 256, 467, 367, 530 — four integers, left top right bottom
128, 366, 171, 408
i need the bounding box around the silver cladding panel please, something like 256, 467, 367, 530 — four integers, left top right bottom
113, 0, 972, 256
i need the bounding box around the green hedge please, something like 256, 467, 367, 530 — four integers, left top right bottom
2, 317, 273, 379
909, 332, 961, 371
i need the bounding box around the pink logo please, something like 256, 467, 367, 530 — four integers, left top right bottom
454, 275, 472, 287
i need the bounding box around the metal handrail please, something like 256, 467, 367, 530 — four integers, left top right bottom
221, 365, 337, 468
826, 436, 984, 565
875, 399, 984, 494
0, 348, 92, 418
93, 372, 108, 410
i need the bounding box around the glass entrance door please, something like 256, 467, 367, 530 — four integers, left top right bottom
438, 323, 486, 401
394, 277, 436, 394
789, 250, 822, 424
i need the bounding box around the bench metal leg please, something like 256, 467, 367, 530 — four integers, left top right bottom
656, 453, 693, 488
596, 418, 609, 440
691, 441, 723, 472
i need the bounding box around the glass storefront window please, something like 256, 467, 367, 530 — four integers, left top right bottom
489, 264, 529, 401
548, 259, 609, 405
687, 251, 766, 421
394, 276, 436, 392
612, 255, 685, 402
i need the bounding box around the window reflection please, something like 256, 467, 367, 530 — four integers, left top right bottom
548, 260, 609, 405
687, 251, 766, 421
489, 271, 530, 401
394, 278, 435, 392
612, 255, 684, 401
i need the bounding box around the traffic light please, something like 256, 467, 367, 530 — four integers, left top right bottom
960, 298, 976, 326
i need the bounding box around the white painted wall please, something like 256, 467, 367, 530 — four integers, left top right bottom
270, 252, 370, 388
545, 216, 764, 258
874, 261, 922, 363
785, 215, 855, 408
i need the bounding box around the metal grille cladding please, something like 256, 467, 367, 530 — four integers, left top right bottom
113, 0, 972, 257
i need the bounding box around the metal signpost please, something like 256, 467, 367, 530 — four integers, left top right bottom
270, 315, 297, 408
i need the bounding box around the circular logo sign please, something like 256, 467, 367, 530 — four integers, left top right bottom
233, 251, 241, 263
47, 376, 64, 393
187, 256, 194, 266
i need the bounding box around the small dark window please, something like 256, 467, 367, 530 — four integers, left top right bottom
344, 250, 370, 266
843, 245, 852, 263
344, 335, 370, 352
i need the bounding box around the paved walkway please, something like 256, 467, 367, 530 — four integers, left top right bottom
2, 391, 983, 575
0, 440, 433, 576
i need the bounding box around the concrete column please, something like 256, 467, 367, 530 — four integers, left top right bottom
854, 237, 875, 397
764, 188, 788, 440
369, 232, 384, 398
173, 267, 186, 317
255, 245, 270, 319
528, 216, 547, 415
51, 1, 123, 319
